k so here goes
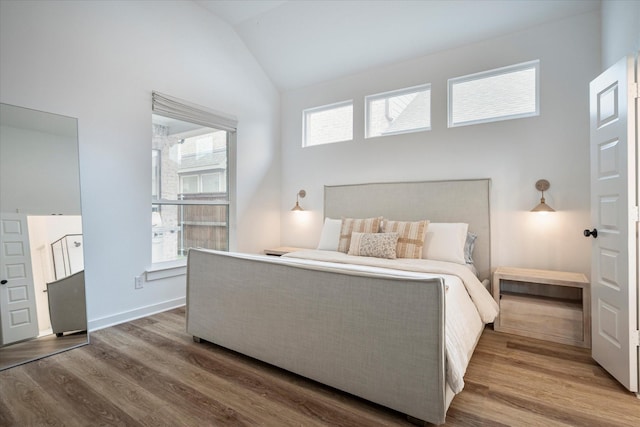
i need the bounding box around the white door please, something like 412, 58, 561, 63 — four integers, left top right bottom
0, 213, 39, 345
588, 54, 638, 393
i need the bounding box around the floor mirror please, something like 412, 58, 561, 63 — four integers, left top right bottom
0, 102, 88, 370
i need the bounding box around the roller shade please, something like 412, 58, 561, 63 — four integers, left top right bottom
152, 91, 237, 132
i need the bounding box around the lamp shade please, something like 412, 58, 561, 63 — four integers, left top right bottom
531, 198, 555, 212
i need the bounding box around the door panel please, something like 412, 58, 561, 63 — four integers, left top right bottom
0, 213, 39, 345
589, 55, 638, 392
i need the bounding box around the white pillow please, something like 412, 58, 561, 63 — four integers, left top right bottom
422, 222, 469, 264
316, 217, 342, 251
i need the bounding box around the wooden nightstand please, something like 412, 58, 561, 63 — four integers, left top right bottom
492, 267, 591, 348
263, 246, 306, 256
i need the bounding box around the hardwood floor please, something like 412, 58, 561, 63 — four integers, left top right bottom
0, 331, 88, 370
0, 307, 637, 426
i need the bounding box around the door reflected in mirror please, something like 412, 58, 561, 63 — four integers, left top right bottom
0, 103, 88, 370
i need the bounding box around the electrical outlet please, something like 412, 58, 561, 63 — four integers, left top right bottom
134, 275, 144, 289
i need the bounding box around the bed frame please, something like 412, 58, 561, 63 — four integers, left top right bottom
186, 178, 491, 425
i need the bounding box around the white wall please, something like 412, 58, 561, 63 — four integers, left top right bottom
0, 0, 281, 330
281, 11, 601, 277
0, 125, 81, 215
601, 0, 640, 69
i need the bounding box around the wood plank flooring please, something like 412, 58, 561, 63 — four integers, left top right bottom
0, 331, 88, 370
0, 307, 637, 426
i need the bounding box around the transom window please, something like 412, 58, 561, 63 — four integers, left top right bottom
303, 100, 353, 147
365, 84, 431, 138
448, 60, 539, 127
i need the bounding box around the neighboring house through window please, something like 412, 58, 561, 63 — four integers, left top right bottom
365, 84, 431, 138
303, 100, 353, 147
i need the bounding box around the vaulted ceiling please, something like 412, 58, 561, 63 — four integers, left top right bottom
196, 0, 600, 91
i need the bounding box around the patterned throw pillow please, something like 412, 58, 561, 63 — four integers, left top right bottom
382, 219, 429, 259
337, 217, 382, 253
348, 232, 399, 259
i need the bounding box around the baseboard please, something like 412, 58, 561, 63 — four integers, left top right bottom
87, 297, 186, 332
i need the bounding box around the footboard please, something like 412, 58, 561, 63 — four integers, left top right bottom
186, 249, 447, 424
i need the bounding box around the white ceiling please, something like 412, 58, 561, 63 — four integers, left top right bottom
196, 0, 600, 91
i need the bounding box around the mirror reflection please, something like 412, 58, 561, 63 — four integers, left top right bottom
0, 103, 87, 370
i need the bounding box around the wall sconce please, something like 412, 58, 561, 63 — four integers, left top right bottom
291, 189, 306, 211
531, 179, 555, 212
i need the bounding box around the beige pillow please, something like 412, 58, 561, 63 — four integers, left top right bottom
382, 219, 429, 259
337, 217, 382, 253
348, 232, 399, 259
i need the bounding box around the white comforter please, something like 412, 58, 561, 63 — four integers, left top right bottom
280, 249, 500, 393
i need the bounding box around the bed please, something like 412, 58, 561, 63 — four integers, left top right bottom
186, 179, 499, 425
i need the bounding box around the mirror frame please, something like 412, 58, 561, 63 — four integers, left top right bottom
0, 102, 88, 370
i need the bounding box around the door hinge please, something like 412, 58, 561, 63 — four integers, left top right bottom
633, 82, 640, 99
634, 206, 640, 222
635, 330, 640, 347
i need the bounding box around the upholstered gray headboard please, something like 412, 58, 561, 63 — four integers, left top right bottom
324, 179, 492, 281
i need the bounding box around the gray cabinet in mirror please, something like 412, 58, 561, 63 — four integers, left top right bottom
0, 103, 88, 370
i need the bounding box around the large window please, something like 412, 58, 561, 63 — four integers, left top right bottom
448, 60, 539, 127
151, 92, 236, 264
303, 100, 353, 147
365, 84, 431, 138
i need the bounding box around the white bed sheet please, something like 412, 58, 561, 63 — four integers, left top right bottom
279, 249, 499, 393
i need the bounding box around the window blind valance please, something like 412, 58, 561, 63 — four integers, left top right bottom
152, 91, 237, 132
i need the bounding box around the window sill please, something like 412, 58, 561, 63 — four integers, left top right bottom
146, 259, 187, 281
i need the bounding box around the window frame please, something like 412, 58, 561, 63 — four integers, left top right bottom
152, 149, 161, 201
151, 92, 238, 264
365, 83, 432, 138
302, 99, 353, 147
447, 60, 540, 128
151, 129, 234, 263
